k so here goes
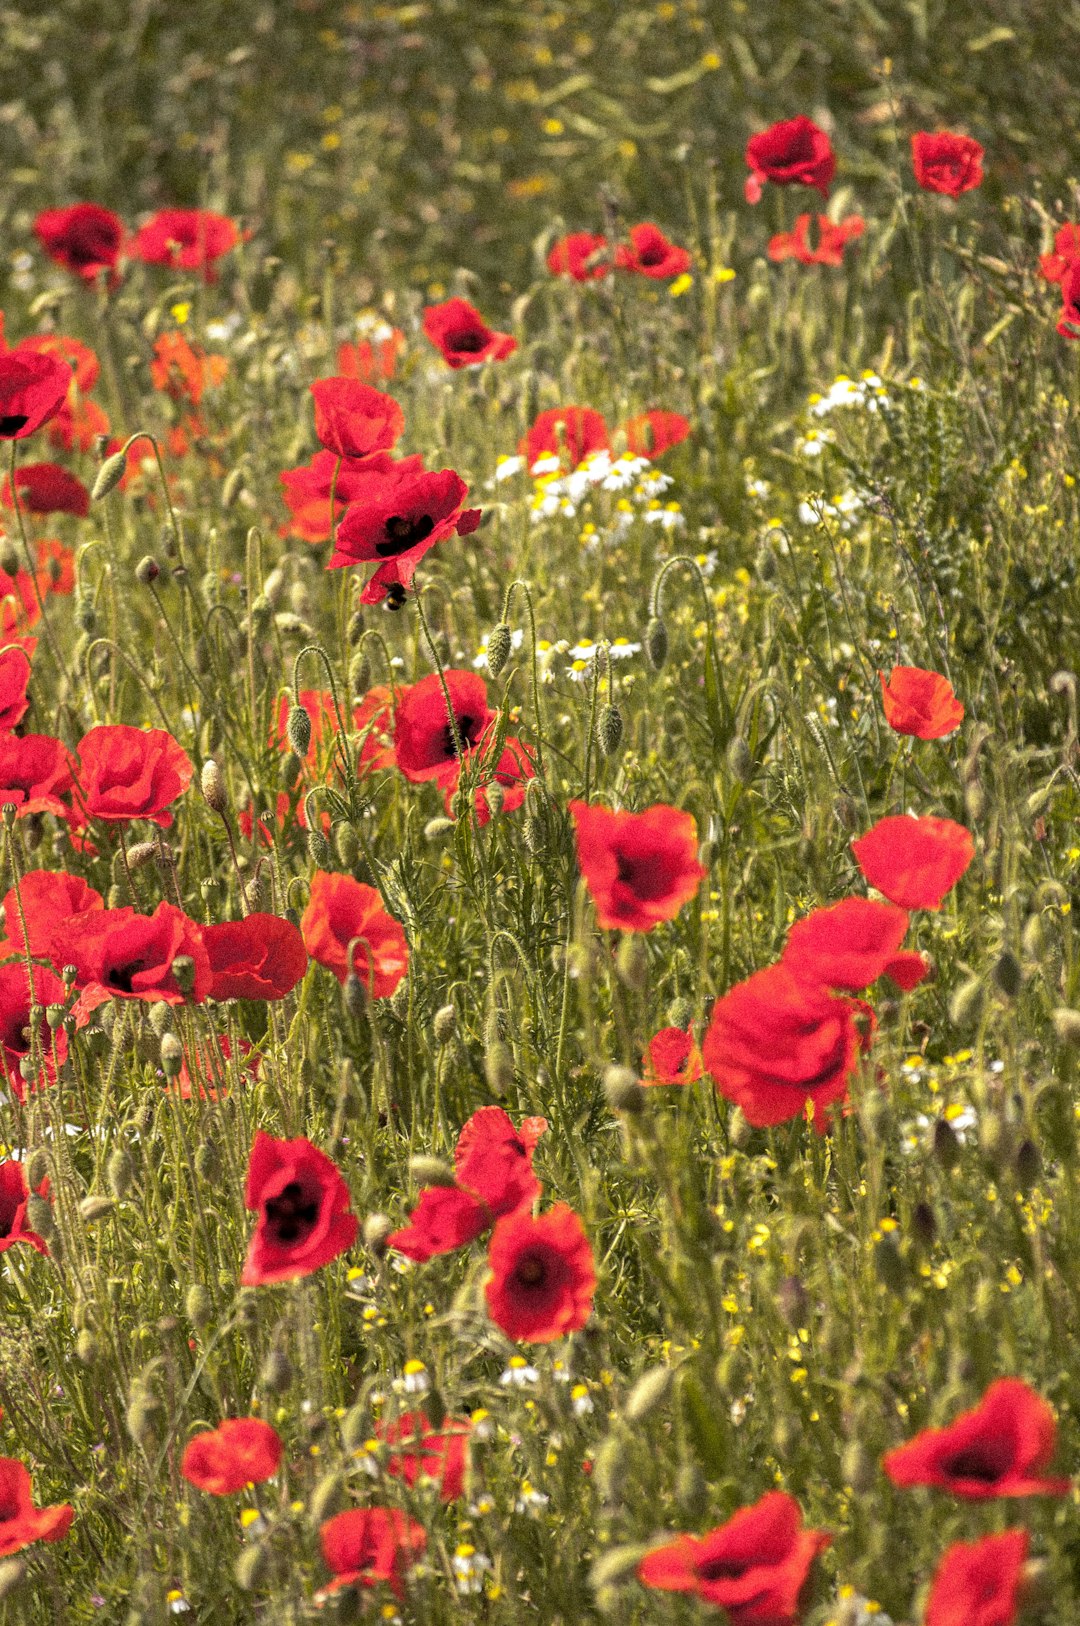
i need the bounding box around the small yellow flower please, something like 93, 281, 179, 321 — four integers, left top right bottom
669, 273, 693, 298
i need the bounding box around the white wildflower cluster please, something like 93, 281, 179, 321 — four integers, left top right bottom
824, 1592, 894, 1626
797, 490, 865, 531
452, 1543, 493, 1594
808, 371, 889, 417
491, 450, 684, 533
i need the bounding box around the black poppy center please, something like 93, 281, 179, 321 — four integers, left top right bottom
0, 415, 28, 437
698, 1555, 751, 1582
515, 1253, 547, 1289
376, 513, 435, 558
941, 1446, 1006, 1483
0, 1011, 30, 1055
639, 246, 665, 266
447, 329, 486, 353
441, 711, 483, 759
265, 1180, 320, 1245
107, 960, 146, 994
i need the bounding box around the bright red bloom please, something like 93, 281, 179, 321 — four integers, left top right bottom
0, 352, 72, 441
272, 686, 396, 778
883, 950, 929, 992
150, 331, 227, 405
883, 1378, 1069, 1498
14, 334, 100, 394
0, 1160, 50, 1257
1058, 259, 1080, 340
880, 667, 964, 739
74, 724, 192, 827
337, 329, 405, 384
622, 411, 690, 459
485, 1203, 596, 1343
202, 914, 308, 1002
924, 1529, 1029, 1626
128, 209, 240, 279
243, 1130, 358, 1286
0, 639, 33, 732
0, 1459, 72, 1557
33, 203, 124, 283
547, 232, 611, 281
331, 466, 481, 603
569, 800, 706, 932
520, 405, 610, 472
643, 1026, 703, 1086
767, 213, 864, 266
319, 1506, 425, 1598
2, 868, 102, 957
181, 1418, 283, 1495
422, 298, 517, 368
1, 463, 89, 517
389, 1186, 493, 1262
911, 132, 984, 197
781, 898, 910, 992
615, 223, 692, 279
637, 1490, 831, 1622
300, 871, 408, 997
378, 1411, 471, 1501
1039, 222, 1080, 285
59, 901, 211, 1007
310, 378, 404, 462
0, 962, 71, 1102
0, 733, 74, 820
279, 449, 423, 544
703, 962, 862, 1128
393, 670, 493, 784
745, 117, 836, 203
852, 815, 974, 910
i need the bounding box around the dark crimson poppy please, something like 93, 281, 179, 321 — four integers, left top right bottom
150, 331, 227, 405
299, 870, 408, 998
33, 203, 125, 283
181, 1418, 283, 1495
643, 1026, 703, 1086
622, 411, 690, 459
74, 724, 192, 827
389, 1107, 546, 1262
202, 914, 308, 1001
1058, 259, 1080, 340
547, 232, 611, 280
1, 868, 102, 957
0, 352, 72, 441
1, 463, 90, 517
880, 666, 964, 739
0, 1459, 72, 1556
337, 329, 405, 384
310, 378, 404, 461
0, 1160, 50, 1257
883, 1377, 1069, 1498
911, 132, 984, 197
422, 298, 517, 368
14, 334, 100, 394
0, 733, 74, 820
485, 1203, 596, 1343
331, 466, 481, 603
745, 116, 836, 203
319, 1506, 426, 1598
1039, 223, 1080, 285
279, 449, 423, 544
378, 1411, 471, 1502
242, 1130, 358, 1286
883, 950, 929, 992
781, 897, 910, 992
924, 1528, 1028, 1626
0, 961, 70, 1101
851, 815, 974, 910
569, 800, 706, 932
520, 406, 610, 472
615, 223, 693, 279
703, 962, 861, 1128
392, 670, 494, 784
767, 213, 865, 266
637, 1490, 831, 1622
128, 209, 240, 279
58, 901, 211, 1008
0, 639, 33, 733
444, 735, 536, 826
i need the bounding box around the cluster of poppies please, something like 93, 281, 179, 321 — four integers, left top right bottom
33, 203, 241, 285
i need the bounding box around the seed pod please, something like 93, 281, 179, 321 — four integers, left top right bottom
185, 1286, 214, 1331
644, 615, 668, 670
92, 449, 128, 501
596, 703, 624, 757
160, 1032, 183, 1078
307, 827, 331, 867
363, 1212, 393, 1256
287, 703, 313, 759
726, 736, 753, 785
259, 1348, 294, 1393
280, 750, 302, 789
992, 951, 1023, 999
486, 622, 512, 679
1014, 1137, 1041, 1192
624, 1366, 672, 1422
200, 759, 227, 814
80, 1195, 116, 1222
408, 1156, 456, 1188
433, 1004, 456, 1044
603, 1065, 644, 1114
933, 1116, 961, 1171
135, 554, 160, 586
76, 1329, 100, 1366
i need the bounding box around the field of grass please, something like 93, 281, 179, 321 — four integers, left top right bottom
0, 2, 1079, 1623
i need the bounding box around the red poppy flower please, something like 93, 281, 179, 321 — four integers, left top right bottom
1038, 223, 1080, 285
643, 1026, 703, 1086
0, 961, 71, 1101
128, 209, 240, 280
0, 640, 33, 732
547, 232, 611, 281
181, 1418, 283, 1495
615, 223, 693, 279
924, 1529, 1029, 1626
0, 567, 40, 639
33, 203, 125, 283
637, 1490, 831, 1622
703, 962, 861, 1128
279, 449, 423, 544
273, 686, 396, 779
622, 411, 690, 459
880, 666, 964, 739
2, 868, 102, 957
242, 1130, 358, 1286
911, 132, 984, 197
74, 724, 192, 827
337, 329, 405, 384
389, 1106, 546, 1261
569, 800, 706, 932
354, 685, 397, 774
767, 213, 865, 266
781, 897, 910, 992
202, 913, 308, 1001
883, 950, 929, 992
150, 332, 228, 405
378, 1411, 471, 1501
331, 467, 481, 602
0, 733, 74, 820
319, 1507, 425, 1598
745, 116, 836, 203
422, 298, 517, 368
387, 1185, 492, 1262
0, 1160, 51, 1257
0, 1459, 72, 1557
882, 1377, 1069, 1498
299, 871, 408, 998
310, 378, 405, 462
1058, 259, 1080, 340
0, 352, 72, 441
392, 670, 493, 783
445, 736, 537, 826
14, 334, 100, 394
59, 901, 211, 1007
1, 463, 90, 517
520, 406, 610, 472
851, 815, 974, 910
485, 1203, 596, 1343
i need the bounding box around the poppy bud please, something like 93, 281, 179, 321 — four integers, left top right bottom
280, 750, 302, 789
74, 593, 97, 634
592, 1435, 627, 1503
307, 827, 331, 868
310, 1472, 346, 1525
776, 1274, 809, 1329
666, 996, 693, 1030
159, 1032, 183, 1077
259, 1348, 294, 1393
348, 651, 371, 694
263, 566, 284, 607
486, 622, 513, 679
596, 702, 624, 757
135, 554, 160, 586
201, 758, 227, 814
363, 1212, 394, 1256
424, 816, 455, 840
433, 1004, 456, 1044
333, 821, 358, 869
965, 780, 986, 822
1014, 1136, 1041, 1191
674, 1460, 709, 1520
992, 950, 1023, 999
125, 841, 158, 869
1053, 1006, 1080, 1045
1021, 912, 1046, 962
589, 1545, 651, 1592
185, 1285, 214, 1331
948, 974, 983, 1029
726, 736, 753, 784
624, 1366, 672, 1421
603, 1065, 644, 1114
408, 1155, 456, 1187
26, 1194, 54, 1238
485, 1038, 515, 1096
341, 1404, 368, 1452
126, 1387, 162, 1445
645, 615, 668, 670
727, 1107, 752, 1149
221, 467, 245, 509
911, 1200, 937, 1250
874, 1233, 906, 1293
25, 1148, 50, 1189
342, 972, 367, 1019
149, 1002, 174, 1035
0, 1560, 25, 1601
76, 1330, 100, 1366
80, 1195, 116, 1223
615, 932, 647, 991
933, 1116, 961, 1171
347, 608, 364, 646
91, 449, 128, 501
980, 1110, 1013, 1171
235, 1544, 271, 1593
0, 537, 17, 577
287, 703, 313, 759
